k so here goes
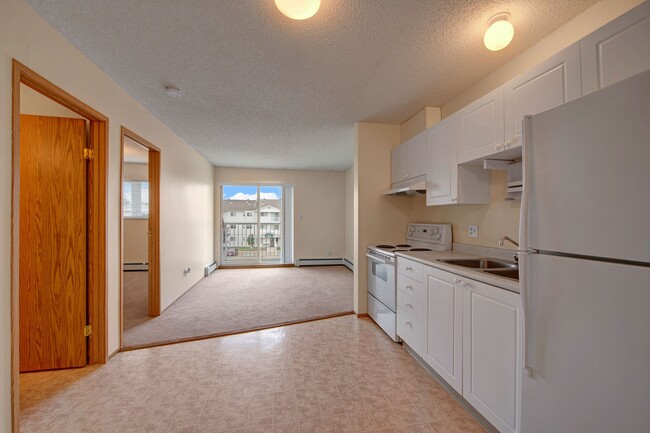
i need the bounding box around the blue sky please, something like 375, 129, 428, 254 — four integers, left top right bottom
223, 185, 282, 200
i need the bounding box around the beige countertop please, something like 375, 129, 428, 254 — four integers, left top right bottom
395, 246, 520, 294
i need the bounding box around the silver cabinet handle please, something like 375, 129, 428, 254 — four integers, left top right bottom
405, 303, 412, 308
405, 266, 413, 271
405, 285, 412, 290
404, 321, 411, 326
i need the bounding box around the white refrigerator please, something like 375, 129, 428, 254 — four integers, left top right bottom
519, 69, 650, 432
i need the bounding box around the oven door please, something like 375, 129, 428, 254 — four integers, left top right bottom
366, 253, 396, 312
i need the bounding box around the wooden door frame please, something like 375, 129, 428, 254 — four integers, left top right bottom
11, 60, 108, 432
119, 127, 161, 347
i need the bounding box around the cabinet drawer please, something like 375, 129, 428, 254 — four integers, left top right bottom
397, 273, 425, 302
397, 258, 422, 282
397, 289, 424, 322
397, 307, 423, 355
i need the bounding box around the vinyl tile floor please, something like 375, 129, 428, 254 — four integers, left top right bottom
19, 316, 486, 433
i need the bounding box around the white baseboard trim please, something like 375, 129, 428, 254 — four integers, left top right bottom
123, 263, 148, 271
205, 261, 218, 276
295, 258, 354, 271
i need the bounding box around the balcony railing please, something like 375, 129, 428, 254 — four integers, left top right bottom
223, 222, 282, 262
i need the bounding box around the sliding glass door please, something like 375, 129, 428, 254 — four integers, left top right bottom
221, 185, 284, 265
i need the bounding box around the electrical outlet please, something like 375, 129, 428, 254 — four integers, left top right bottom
468, 225, 478, 238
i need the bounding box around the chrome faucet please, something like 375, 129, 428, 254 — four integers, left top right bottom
499, 236, 519, 248
499, 236, 520, 263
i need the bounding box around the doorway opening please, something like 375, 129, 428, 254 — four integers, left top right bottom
221, 184, 293, 265
11, 60, 108, 432
120, 127, 161, 348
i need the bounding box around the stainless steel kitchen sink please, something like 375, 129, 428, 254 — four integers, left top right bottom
438, 258, 518, 269
484, 268, 519, 281
437, 257, 519, 282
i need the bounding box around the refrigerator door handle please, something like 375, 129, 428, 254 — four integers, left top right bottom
520, 115, 534, 377
519, 250, 533, 377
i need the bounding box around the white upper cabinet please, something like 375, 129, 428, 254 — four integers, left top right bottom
426, 114, 490, 206
392, 130, 427, 184
504, 43, 582, 150
426, 115, 456, 205
457, 86, 505, 164
391, 144, 407, 184
581, 1, 650, 95
407, 130, 427, 181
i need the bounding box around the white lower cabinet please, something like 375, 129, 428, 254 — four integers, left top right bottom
423, 267, 463, 394
396, 260, 522, 433
461, 277, 522, 433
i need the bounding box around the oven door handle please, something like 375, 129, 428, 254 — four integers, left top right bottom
365, 253, 393, 266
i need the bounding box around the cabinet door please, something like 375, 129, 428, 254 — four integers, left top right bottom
581, 1, 650, 95
504, 43, 581, 150
463, 278, 521, 433
391, 144, 406, 184
423, 267, 463, 393
457, 86, 504, 164
407, 130, 427, 179
426, 114, 457, 206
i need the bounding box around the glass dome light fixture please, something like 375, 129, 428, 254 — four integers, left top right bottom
274, 0, 321, 20
484, 12, 515, 51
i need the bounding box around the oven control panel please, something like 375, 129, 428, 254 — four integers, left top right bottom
406, 223, 452, 250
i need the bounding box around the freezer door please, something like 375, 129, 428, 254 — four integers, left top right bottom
525, 70, 650, 263
521, 254, 650, 433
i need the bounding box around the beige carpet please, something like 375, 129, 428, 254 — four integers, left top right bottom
122, 266, 353, 349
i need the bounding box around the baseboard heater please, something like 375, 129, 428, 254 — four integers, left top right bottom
123, 262, 148, 271
296, 258, 354, 270
205, 261, 218, 276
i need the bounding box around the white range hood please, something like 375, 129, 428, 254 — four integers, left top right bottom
383, 179, 426, 196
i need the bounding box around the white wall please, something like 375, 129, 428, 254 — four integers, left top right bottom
214, 167, 346, 262
1, 0, 215, 428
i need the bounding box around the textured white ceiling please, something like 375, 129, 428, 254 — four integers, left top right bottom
26, 0, 598, 170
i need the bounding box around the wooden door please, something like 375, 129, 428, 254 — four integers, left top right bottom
19, 114, 88, 372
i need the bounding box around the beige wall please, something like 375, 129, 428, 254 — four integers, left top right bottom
0, 1, 215, 426
123, 219, 149, 263
214, 167, 346, 262
123, 163, 149, 264
123, 162, 148, 181
20, 83, 84, 119
354, 122, 411, 314
344, 166, 354, 263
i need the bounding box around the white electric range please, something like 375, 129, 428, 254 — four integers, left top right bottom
366, 223, 452, 341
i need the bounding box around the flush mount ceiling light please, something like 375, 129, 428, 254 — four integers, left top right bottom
165, 86, 182, 97
484, 12, 515, 51
275, 0, 321, 20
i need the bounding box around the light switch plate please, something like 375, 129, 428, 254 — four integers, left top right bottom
468, 225, 478, 238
